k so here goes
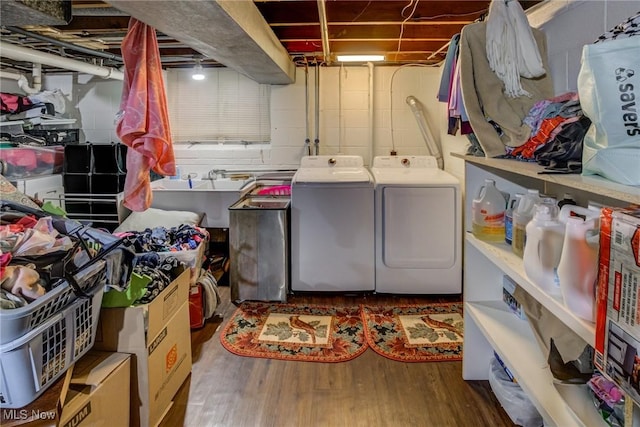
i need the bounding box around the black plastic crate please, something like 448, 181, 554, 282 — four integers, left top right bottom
63, 174, 90, 194
91, 174, 125, 194
92, 143, 127, 174
64, 145, 91, 173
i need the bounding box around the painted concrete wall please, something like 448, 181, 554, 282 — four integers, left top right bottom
2, 0, 637, 188
37, 65, 453, 180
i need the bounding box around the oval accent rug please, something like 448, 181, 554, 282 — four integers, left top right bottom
361, 303, 464, 362
220, 302, 368, 362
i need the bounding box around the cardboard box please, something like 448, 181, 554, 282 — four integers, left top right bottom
594, 208, 640, 403
595, 207, 640, 371
60, 352, 131, 427
502, 275, 526, 320
95, 270, 192, 427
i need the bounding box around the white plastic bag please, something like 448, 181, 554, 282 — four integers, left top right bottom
578, 36, 640, 185
488, 357, 543, 427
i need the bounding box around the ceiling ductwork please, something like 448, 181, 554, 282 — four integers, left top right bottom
0, 40, 124, 80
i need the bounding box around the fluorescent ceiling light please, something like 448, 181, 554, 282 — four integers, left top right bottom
192, 59, 205, 80
336, 54, 385, 62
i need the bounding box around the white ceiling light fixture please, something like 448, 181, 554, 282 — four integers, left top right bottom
192, 58, 205, 80
336, 55, 385, 63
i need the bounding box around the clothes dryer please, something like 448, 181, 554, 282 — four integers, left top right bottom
291, 155, 375, 292
371, 155, 461, 293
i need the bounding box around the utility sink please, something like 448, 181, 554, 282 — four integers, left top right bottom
150, 179, 212, 190
150, 178, 251, 227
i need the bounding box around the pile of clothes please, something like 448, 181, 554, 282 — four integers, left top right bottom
109, 224, 208, 305
118, 224, 207, 254
503, 92, 590, 173
0, 215, 74, 309
0, 201, 133, 310
130, 252, 183, 305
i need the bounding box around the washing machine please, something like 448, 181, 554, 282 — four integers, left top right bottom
291, 155, 375, 292
371, 155, 461, 294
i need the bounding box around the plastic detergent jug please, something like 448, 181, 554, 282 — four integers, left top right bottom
557, 205, 600, 322
523, 201, 565, 296
512, 189, 543, 258
505, 193, 523, 246
472, 179, 507, 242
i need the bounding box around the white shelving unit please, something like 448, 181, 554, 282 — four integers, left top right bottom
455, 153, 640, 427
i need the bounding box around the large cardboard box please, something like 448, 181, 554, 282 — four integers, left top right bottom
95, 270, 192, 427
595, 208, 640, 403
60, 351, 131, 427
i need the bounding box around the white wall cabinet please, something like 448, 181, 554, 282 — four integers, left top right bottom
456, 154, 640, 427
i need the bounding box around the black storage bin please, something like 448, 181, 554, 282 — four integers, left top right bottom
92, 143, 127, 174
63, 174, 90, 194
64, 145, 91, 173
91, 174, 125, 194
64, 200, 91, 216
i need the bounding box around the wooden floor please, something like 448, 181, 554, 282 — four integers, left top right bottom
160, 286, 516, 427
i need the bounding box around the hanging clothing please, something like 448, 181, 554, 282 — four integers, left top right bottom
458, 22, 554, 157
485, 0, 545, 98
116, 18, 176, 212
437, 34, 460, 102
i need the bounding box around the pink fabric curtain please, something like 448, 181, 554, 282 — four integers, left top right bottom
117, 18, 175, 211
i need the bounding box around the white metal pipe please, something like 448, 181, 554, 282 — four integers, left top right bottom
368, 62, 374, 166
0, 41, 124, 80
317, 0, 331, 64
0, 69, 38, 94
31, 63, 42, 92
314, 61, 320, 155
0, 70, 23, 80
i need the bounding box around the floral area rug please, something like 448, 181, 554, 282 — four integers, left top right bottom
220, 302, 367, 362
361, 303, 464, 362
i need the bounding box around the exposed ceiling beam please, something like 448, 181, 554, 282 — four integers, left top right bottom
107, 0, 295, 85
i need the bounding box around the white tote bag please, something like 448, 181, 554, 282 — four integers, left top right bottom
578, 36, 640, 185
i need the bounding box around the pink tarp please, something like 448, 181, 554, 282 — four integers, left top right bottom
116, 18, 176, 211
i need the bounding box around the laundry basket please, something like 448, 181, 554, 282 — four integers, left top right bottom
0, 259, 107, 345
0, 285, 104, 408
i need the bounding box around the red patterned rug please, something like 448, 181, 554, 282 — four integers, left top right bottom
220, 302, 367, 362
361, 303, 464, 362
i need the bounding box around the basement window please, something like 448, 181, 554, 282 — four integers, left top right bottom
166, 69, 271, 144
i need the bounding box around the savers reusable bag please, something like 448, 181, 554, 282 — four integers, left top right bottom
578, 36, 640, 185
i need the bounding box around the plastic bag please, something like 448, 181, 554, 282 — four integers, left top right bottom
488, 357, 543, 427
578, 36, 640, 185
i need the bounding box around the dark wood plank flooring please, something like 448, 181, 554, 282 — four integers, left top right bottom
160, 286, 516, 427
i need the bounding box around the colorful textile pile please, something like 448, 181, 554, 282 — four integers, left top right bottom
502, 92, 590, 173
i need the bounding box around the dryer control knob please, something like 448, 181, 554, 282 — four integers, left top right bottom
401, 158, 410, 166
328, 157, 337, 165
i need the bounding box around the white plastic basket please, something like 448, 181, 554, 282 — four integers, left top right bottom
0, 286, 103, 408
0, 259, 106, 345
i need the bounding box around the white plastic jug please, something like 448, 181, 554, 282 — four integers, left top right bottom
523, 201, 565, 296
557, 205, 600, 322
512, 189, 543, 258
472, 179, 507, 242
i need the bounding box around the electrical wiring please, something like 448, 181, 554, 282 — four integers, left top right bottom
352, 0, 372, 22
395, 0, 421, 62
389, 63, 438, 154
413, 9, 489, 21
